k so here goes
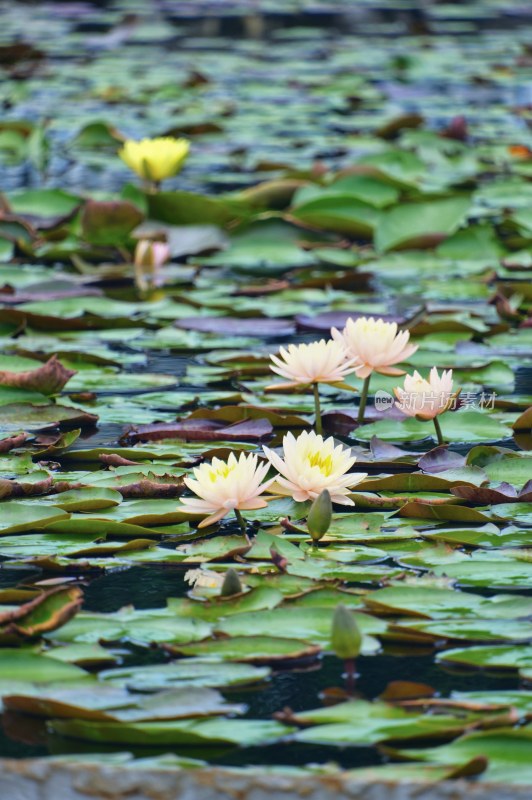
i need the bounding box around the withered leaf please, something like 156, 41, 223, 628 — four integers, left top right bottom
451, 480, 532, 505
0, 432, 29, 453
0, 475, 53, 500
0, 586, 83, 642
0, 355, 76, 395
118, 479, 186, 499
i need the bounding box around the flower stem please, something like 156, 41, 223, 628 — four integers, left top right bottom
357, 375, 371, 424
312, 382, 322, 435
234, 508, 247, 534
344, 658, 356, 694
433, 415, 444, 445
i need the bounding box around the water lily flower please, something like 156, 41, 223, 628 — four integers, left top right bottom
184, 568, 224, 590
267, 339, 359, 434
332, 316, 417, 378
331, 316, 418, 424
394, 367, 457, 444
133, 239, 170, 290
263, 430, 367, 505
119, 137, 190, 184
181, 452, 274, 529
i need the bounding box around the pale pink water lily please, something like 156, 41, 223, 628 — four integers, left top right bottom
331, 316, 418, 424
263, 430, 367, 505
267, 339, 358, 391
394, 367, 455, 420
331, 316, 417, 379
181, 452, 274, 528
134, 240, 170, 269
394, 367, 458, 445
134, 239, 170, 290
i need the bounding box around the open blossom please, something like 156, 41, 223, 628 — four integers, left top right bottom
394, 367, 456, 420
331, 316, 417, 378
119, 137, 190, 182
263, 430, 367, 505
181, 452, 274, 528
267, 339, 358, 390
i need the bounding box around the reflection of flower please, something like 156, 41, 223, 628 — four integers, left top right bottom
263, 430, 366, 505
332, 316, 417, 378
394, 367, 456, 420
267, 339, 358, 390
184, 569, 224, 590
181, 452, 274, 528
119, 137, 190, 182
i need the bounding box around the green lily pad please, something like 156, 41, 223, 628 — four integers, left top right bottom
48, 716, 291, 747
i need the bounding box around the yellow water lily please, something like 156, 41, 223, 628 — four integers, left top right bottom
263, 430, 367, 505
331, 316, 418, 424
181, 452, 274, 529
119, 137, 190, 183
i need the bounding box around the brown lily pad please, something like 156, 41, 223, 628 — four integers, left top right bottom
451, 481, 532, 505
122, 417, 273, 444
0, 432, 29, 453
0, 586, 83, 643
81, 200, 144, 246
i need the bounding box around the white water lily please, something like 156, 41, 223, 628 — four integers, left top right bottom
331, 316, 417, 378
267, 339, 358, 390
263, 430, 367, 505
181, 452, 274, 528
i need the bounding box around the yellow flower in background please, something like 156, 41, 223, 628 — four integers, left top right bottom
331, 316, 417, 378
119, 137, 190, 182
394, 367, 456, 421
181, 452, 274, 528
263, 430, 367, 505
267, 339, 358, 391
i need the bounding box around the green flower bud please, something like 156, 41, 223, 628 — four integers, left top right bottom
307, 489, 332, 542
331, 604, 362, 660
221, 568, 243, 597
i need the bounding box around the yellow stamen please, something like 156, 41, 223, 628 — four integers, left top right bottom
307, 451, 334, 476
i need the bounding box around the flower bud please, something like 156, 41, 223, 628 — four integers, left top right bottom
133, 240, 170, 290
221, 568, 243, 597
331, 604, 362, 660
307, 489, 332, 542
134, 240, 170, 270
